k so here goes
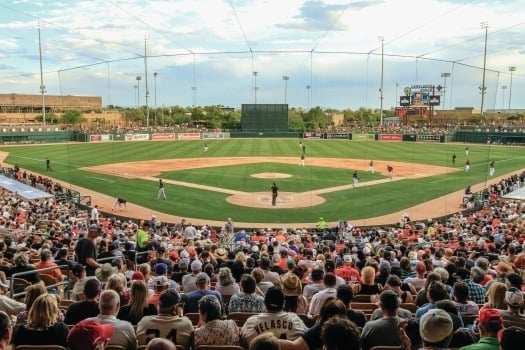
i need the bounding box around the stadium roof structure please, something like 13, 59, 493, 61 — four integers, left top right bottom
0, 175, 54, 200
502, 187, 525, 201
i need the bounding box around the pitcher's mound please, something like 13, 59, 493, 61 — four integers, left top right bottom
227, 191, 325, 208
251, 172, 292, 179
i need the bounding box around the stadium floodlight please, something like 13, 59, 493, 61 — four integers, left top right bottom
508, 66, 516, 110
480, 21, 488, 116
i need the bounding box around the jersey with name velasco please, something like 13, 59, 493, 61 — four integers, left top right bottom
241, 311, 307, 346
136, 314, 193, 348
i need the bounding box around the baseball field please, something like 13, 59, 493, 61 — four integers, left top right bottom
1, 139, 524, 228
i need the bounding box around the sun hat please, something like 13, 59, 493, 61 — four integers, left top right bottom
215, 248, 227, 260
95, 263, 117, 282
281, 273, 302, 296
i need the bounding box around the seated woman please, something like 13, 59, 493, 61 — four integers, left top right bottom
354, 266, 382, 295
193, 295, 240, 348
7, 252, 40, 285
215, 267, 240, 296
12, 293, 69, 347
16, 282, 64, 325
117, 280, 157, 325
106, 273, 130, 306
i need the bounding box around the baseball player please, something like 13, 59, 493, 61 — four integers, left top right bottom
489, 161, 495, 176
352, 170, 359, 188
387, 164, 393, 179
465, 159, 470, 172
367, 160, 374, 173
111, 197, 127, 211
465, 147, 469, 156
452, 153, 456, 165
157, 179, 167, 200
204, 143, 208, 152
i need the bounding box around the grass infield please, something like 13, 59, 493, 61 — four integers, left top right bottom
1, 139, 524, 224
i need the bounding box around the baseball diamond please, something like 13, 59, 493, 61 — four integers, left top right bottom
0, 138, 523, 229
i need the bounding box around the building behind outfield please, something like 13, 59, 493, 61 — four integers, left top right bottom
0, 93, 102, 114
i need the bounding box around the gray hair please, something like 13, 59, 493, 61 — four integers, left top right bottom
218, 267, 234, 286
99, 289, 120, 312
475, 257, 490, 271
434, 267, 450, 283
198, 295, 222, 321
471, 267, 486, 283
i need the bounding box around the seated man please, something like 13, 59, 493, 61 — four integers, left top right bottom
241, 286, 307, 348
64, 279, 100, 324
183, 272, 224, 315
137, 290, 193, 348
87, 290, 137, 350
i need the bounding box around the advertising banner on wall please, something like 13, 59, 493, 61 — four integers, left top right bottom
351, 134, 375, 141
90, 134, 113, 142
178, 132, 201, 140
379, 134, 403, 142
416, 134, 441, 142
325, 133, 349, 140
125, 134, 149, 141
302, 132, 323, 139
203, 132, 225, 139
152, 133, 175, 141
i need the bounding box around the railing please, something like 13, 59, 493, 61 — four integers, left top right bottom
10, 264, 71, 299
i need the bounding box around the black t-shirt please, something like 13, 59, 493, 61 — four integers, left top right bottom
348, 309, 367, 328
64, 301, 100, 324
13, 322, 69, 347
75, 238, 97, 276
302, 324, 323, 350
117, 304, 158, 325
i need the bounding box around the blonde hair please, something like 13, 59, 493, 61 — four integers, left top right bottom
138, 263, 151, 277
128, 280, 149, 321
361, 266, 376, 285
24, 283, 48, 310
27, 294, 58, 329
106, 274, 126, 294
235, 251, 246, 263
487, 282, 507, 309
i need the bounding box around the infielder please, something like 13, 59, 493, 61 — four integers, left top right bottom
367, 160, 374, 173
489, 161, 495, 176
111, 197, 127, 211
352, 171, 359, 188
157, 179, 167, 200
465, 159, 470, 172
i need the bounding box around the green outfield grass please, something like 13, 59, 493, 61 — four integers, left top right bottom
1, 139, 524, 224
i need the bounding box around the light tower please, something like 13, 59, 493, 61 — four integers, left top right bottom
441, 73, 451, 110
508, 66, 516, 110
479, 21, 489, 116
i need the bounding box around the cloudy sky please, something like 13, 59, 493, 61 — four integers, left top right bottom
0, 0, 524, 111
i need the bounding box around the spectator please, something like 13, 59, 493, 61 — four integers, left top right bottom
229, 274, 265, 313
355, 266, 382, 295
404, 261, 427, 290
7, 252, 40, 284
67, 319, 114, 350
249, 333, 280, 350
117, 280, 157, 325
485, 282, 507, 309
137, 290, 193, 348
181, 259, 202, 293
416, 281, 449, 319
215, 267, 240, 296
461, 308, 503, 350
383, 274, 414, 303
321, 315, 360, 350
360, 290, 404, 350
0, 311, 12, 349
148, 262, 179, 293
452, 281, 480, 315
107, 273, 130, 306
16, 282, 64, 325
281, 272, 307, 313
146, 338, 177, 350
251, 268, 274, 294
399, 309, 454, 350
498, 326, 525, 350
64, 279, 101, 324
75, 224, 103, 276
309, 272, 337, 318
241, 286, 307, 348
13, 294, 69, 347
280, 299, 348, 350
457, 267, 487, 305
70, 264, 97, 301
335, 255, 361, 283
498, 287, 525, 328
148, 276, 170, 307
415, 271, 441, 307
183, 272, 224, 314
336, 284, 367, 327
194, 295, 240, 348
0, 286, 25, 317
87, 289, 137, 350
302, 268, 325, 302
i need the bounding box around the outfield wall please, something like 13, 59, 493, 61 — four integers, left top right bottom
0, 130, 524, 145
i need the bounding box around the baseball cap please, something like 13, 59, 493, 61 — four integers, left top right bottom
419, 309, 453, 344
155, 263, 168, 275
72, 263, 84, 277
343, 255, 352, 263
264, 286, 285, 311
478, 308, 503, 324
154, 276, 169, 288
178, 258, 190, 269
498, 327, 525, 350
158, 290, 181, 308
131, 271, 145, 281
505, 287, 524, 307
88, 224, 99, 232
191, 260, 203, 272
67, 319, 114, 350
195, 272, 210, 284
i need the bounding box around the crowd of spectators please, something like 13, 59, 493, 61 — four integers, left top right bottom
0, 165, 522, 349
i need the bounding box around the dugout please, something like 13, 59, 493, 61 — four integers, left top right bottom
241, 104, 289, 131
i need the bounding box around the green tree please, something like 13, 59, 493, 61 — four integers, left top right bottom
61, 110, 83, 124
288, 110, 305, 131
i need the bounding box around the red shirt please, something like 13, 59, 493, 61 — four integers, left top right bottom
335, 265, 361, 283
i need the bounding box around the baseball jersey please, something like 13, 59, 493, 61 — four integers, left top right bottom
241, 311, 307, 347
136, 314, 193, 347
